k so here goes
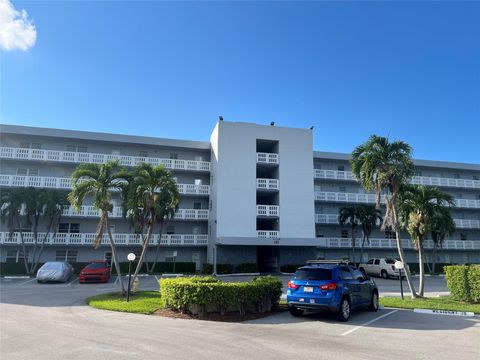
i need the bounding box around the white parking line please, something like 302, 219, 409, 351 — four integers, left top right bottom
341, 310, 398, 336
66, 277, 78, 286
19, 278, 37, 286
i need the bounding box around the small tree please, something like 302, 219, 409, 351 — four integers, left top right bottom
430, 207, 455, 274
122, 163, 180, 285
357, 204, 383, 263
398, 185, 455, 296
69, 160, 127, 293
338, 206, 360, 265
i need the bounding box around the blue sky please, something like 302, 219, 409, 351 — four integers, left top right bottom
2, 1, 479, 163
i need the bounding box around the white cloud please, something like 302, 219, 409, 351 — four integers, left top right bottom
0, 0, 36, 51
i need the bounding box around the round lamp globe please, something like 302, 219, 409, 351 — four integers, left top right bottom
127, 253, 136, 262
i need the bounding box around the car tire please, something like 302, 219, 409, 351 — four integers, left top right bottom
289, 306, 304, 317
337, 298, 351, 322
381, 270, 388, 279
368, 291, 379, 311
359, 268, 366, 275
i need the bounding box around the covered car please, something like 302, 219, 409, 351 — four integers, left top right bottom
79, 261, 110, 283
37, 261, 73, 283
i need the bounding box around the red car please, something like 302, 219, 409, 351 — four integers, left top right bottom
79, 261, 110, 283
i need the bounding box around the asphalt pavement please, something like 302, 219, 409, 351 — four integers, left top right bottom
0, 275, 478, 360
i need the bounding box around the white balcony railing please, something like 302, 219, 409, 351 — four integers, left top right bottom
61, 206, 208, 221
0, 175, 210, 195
256, 152, 279, 165
0, 147, 210, 172
0, 232, 208, 246
315, 213, 480, 229
318, 237, 480, 250
314, 168, 480, 189
314, 191, 480, 209
256, 205, 279, 217
256, 178, 279, 190
256, 230, 279, 239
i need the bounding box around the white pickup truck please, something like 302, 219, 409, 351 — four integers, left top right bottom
358, 258, 407, 279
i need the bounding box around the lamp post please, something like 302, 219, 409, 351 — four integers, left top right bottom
395, 261, 405, 300
126, 253, 136, 302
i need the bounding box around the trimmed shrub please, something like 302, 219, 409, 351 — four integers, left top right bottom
159, 276, 283, 315
235, 263, 258, 273
445, 265, 480, 303
216, 263, 233, 275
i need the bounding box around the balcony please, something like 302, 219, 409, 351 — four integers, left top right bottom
0, 146, 211, 172
61, 206, 208, 220
317, 237, 480, 250
0, 174, 210, 196
256, 178, 279, 191
314, 191, 480, 209
313, 168, 480, 190
0, 232, 208, 246
315, 213, 479, 229
256, 152, 279, 165
256, 205, 279, 217
256, 230, 279, 238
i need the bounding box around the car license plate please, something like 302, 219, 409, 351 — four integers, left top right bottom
304, 286, 313, 292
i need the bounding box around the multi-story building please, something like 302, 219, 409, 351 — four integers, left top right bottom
1, 121, 479, 272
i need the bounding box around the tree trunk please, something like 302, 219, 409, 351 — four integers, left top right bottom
130, 221, 154, 286
16, 219, 30, 275
151, 222, 166, 274
418, 241, 425, 296
105, 216, 125, 293
391, 204, 418, 298
431, 245, 437, 275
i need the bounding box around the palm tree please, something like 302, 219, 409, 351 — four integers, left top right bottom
338, 206, 360, 265
0, 188, 29, 273
122, 163, 180, 285
351, 135, 418, 297
430, 207, 455, 275
68, 160, 127, 293
398, 185, 455, 296
357, 204, 383, 263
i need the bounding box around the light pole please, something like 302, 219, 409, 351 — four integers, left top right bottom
126, 253, 136, 302
395, 260, 405, 300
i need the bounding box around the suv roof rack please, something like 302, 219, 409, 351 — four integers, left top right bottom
305, 259, 353, 266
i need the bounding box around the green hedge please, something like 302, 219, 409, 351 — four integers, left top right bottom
160, 275, 282, 315
445, 265, 480, 303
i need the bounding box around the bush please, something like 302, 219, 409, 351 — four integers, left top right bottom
235, 263, 258, 273
159, 276, 283, 315
445, 265, 480, 303
203, 263, 213, 274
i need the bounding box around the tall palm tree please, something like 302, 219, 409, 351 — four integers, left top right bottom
357, 204, 383, 263
68, 160, 127, 293
430, 207, 455, 275
338, 206, 360, 265
398, 185, 455, 296
351, 135, 418, 297
122, 163, 180, 285
0, 188, 29, 273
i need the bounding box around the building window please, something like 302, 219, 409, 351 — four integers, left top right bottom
193, 202, 202, 210
460, 233, 467, 240
138, 151, 148, 157
341, 230, 348, 238
339, 186, 346, 192
473, 175, 479, 181
17, 168, 38, 176
166, 225, 175, 235
19, 142, 41, 149
6, 250, 28, 263
55, 250, 78, 262
453, 174, 460, 179
415, 170, 422, 176
67, 145, 88, 153
58, 223, 80, 233
170, 153, 178, 160
337, 165, 345, 171
385, 230, 395, 239
195, 156, 203, 161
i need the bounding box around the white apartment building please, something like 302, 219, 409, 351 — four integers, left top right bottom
1, 121, 479, 272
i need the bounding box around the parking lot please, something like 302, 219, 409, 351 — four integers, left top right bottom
1, 275, 479, 360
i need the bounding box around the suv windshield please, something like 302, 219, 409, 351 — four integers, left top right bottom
294, 269, 332, 281
385, 258, 397, 264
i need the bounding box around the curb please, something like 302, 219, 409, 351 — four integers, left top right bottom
3, 276, 30, 279
414, 308, 475, 317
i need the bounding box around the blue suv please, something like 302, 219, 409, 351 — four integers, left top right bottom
287, 261, 379, 321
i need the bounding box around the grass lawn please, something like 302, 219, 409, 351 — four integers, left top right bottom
87, 291, 164, 314
380, 296, 480, 314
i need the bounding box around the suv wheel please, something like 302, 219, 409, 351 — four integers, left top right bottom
289, 306, 304, 317
337, 298, 351, 322
381, 270, 388, 279
369, 291, 379, 311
